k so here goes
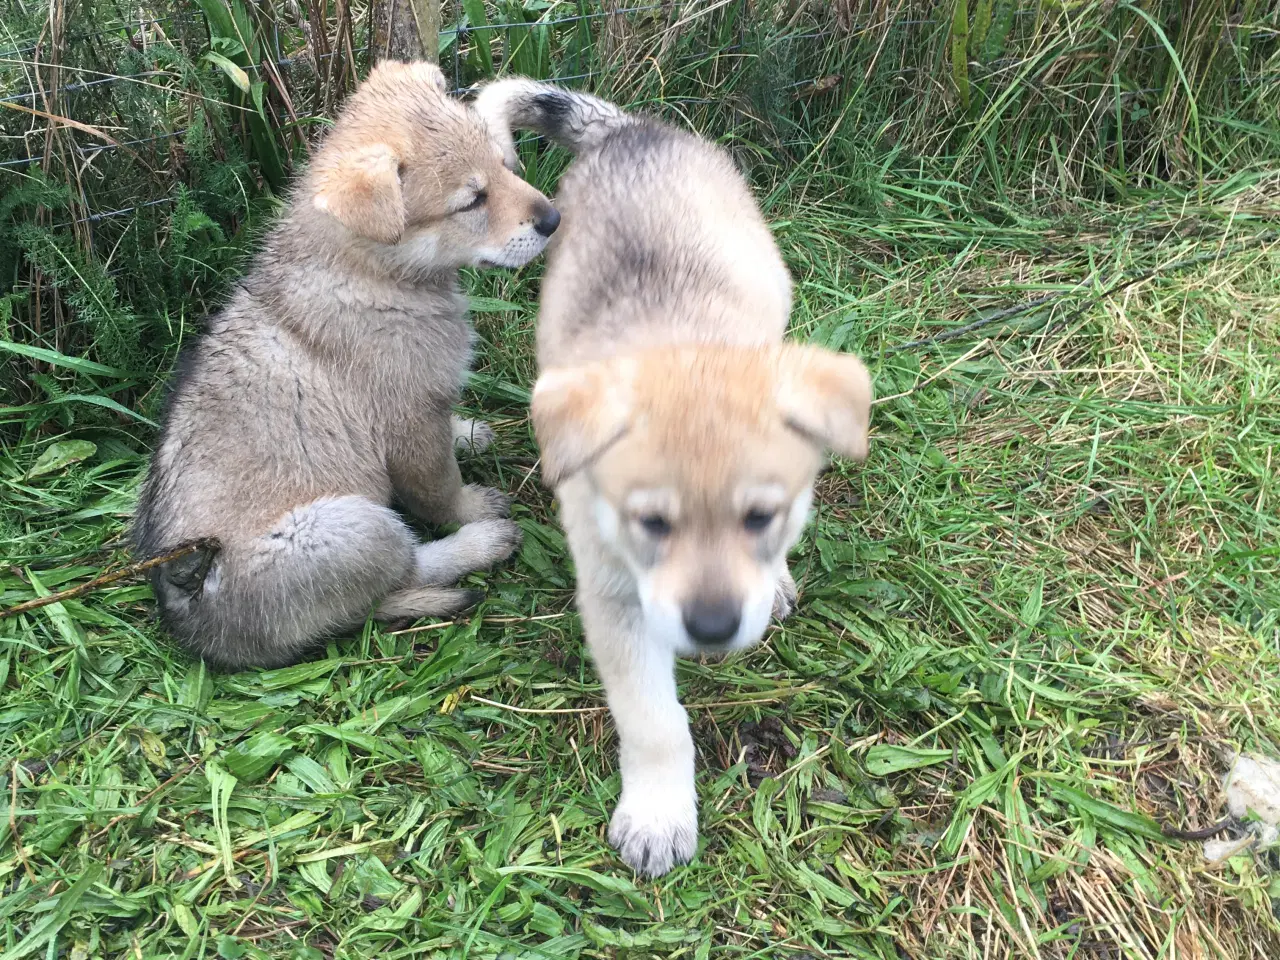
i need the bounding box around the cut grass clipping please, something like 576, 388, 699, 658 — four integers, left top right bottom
3, 1, 1280, 958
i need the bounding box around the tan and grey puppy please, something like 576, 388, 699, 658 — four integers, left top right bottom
474, 78, 872, 876
134, 62, 561, 671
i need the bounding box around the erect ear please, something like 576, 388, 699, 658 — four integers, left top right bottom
312, 143, 405, 245
531, 357, 637, 487
407, 61, 449, 95
774, 344, 874, 462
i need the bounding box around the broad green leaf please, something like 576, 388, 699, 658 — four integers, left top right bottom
468, 296, 523, 313
253, 658, 341, 691
1020, 575, 1044, 628
466, 370, 531, 404
981, 0, 1017, 61
462, 0, 494, 75
0, 863, 103, 960
971, 0, 993, 52
222, 731, 294, 783
865, 744, 951, 776
1048, 784, 1167, 843
27, 439, 96, 478
250, 80, 268, 119
204, 52, 250, 93
205, 760, 240, 887
496, 865, 649, 911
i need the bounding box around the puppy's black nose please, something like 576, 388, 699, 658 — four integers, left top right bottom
534, 206, 561, 237
682, 598, 741, 646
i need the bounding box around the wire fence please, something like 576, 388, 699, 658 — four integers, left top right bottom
0, 2, 790, 222
0, 2, 1274, 227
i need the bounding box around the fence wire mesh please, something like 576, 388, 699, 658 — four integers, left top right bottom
9, 0, 1254, 219
0, 1, 1275, 295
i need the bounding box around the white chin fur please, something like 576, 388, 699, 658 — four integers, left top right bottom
638, 569, 778, 657
474, 227, 549, 269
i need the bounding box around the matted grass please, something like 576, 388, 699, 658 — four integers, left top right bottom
2, 159, 1279, 958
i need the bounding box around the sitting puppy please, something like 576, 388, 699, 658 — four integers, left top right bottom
134, 62, 561, 671
474, 78, 872, 876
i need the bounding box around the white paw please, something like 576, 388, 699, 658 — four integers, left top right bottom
452, 417, 495, 455
608, 789, 698, 878
455, 517, 523, 566
772, 569, 798, 621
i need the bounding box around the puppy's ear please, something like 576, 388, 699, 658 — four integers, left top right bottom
532, 357, 637, 487
313, 144, 405, 245
775, 344, 873, 461
408, 61, 449, 94
366, 60, 448, 95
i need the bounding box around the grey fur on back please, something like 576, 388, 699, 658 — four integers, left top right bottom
472, 79, 792, 369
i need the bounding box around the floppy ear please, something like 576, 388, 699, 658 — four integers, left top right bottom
531, 357, 637, 487
312, 143, 405, 245
774, 344, 873, 461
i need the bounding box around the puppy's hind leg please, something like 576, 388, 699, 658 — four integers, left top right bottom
374, 585, 482, 622
412, 518, 523, 585
165, 496, 419, 670
375, 517, 523, 622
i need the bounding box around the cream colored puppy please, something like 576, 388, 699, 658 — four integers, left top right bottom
475, 78, 872, 876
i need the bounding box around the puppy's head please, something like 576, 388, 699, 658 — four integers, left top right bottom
533, 344, 872, 655
307, 62, 559, 274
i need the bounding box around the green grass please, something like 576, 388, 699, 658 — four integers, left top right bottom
4, 1, 1280, 957
3, 168, 1280, 958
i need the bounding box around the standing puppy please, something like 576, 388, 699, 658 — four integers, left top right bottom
474, 78, 872, 876
135, 62, 561, 671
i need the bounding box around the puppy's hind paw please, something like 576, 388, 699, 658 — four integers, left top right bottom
456, 517, 523, 567
608, 791, 698, 878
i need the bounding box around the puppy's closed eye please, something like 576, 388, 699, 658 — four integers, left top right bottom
457, 190, 488, 213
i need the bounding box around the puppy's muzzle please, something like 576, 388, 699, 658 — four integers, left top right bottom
682, 597, 741, 646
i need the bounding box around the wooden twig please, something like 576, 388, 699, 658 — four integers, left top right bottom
0, 539, 220, 620
1161, 817, 1233, 842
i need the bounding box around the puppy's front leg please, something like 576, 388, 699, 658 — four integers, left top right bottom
387, 414, 511, 526
581, 594, 698, 877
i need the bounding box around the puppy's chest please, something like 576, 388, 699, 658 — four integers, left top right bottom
358, 306, 473, 376
355, 308, 474, 416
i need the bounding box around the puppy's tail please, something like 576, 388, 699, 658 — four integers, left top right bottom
472, 77, 631, 170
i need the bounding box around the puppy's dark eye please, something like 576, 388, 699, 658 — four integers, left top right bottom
743, 509, 776, 532
458, 190, 487, 212
638, 514, 672, 537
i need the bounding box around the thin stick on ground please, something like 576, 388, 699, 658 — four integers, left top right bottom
0, 538, 220, 619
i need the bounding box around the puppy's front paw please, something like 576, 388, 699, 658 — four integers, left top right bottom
454, 484, 512, 523
608, 790, 698, 878
772, 569, 798, 621
452, 416, 495, 456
